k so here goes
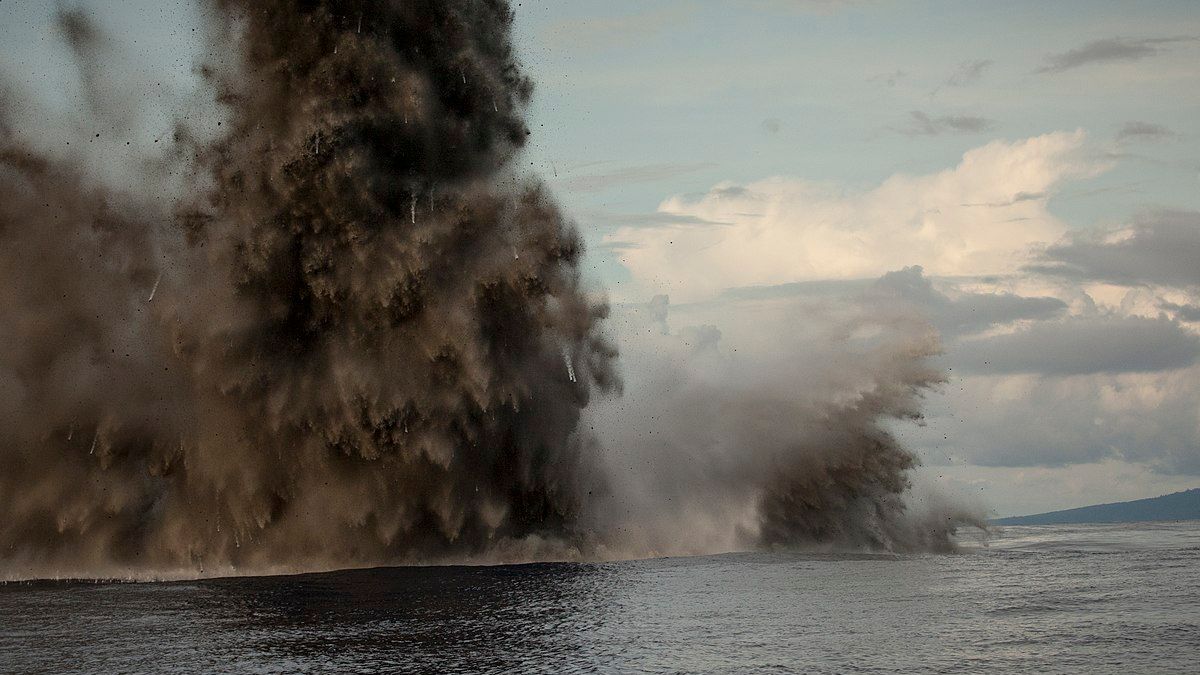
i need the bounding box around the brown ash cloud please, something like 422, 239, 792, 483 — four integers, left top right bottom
1, 0, 617, 578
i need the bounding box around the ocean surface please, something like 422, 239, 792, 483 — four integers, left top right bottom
2, 522, 1198, 673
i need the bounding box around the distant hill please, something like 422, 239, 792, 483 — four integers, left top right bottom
992, 488, 1200, 525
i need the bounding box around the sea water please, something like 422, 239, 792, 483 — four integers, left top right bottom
2, 522, 1197, 673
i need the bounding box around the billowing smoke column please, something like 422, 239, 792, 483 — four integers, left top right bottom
0, 1, 977, 579
0, 0, 618, 578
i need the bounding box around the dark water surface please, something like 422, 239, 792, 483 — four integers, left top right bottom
2, 522, 1198, 673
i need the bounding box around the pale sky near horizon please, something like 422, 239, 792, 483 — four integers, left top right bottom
3, 0, 1199, 516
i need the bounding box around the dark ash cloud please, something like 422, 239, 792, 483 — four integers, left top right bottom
1, 0, 621, 578
1036, 36, 1196, 73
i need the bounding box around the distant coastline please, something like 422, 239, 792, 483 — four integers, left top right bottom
992, 488, 1200, 525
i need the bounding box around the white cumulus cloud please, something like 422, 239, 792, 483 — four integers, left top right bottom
607, 131, 1106, 300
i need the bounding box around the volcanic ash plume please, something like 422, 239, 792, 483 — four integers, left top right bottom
0, 0, 618, 578
0, 1, 979, 580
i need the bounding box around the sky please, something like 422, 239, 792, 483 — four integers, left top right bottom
2, 0, 1199, 517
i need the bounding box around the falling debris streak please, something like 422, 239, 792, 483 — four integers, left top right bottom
148, 272, 162, 302
563, 346, 577, 383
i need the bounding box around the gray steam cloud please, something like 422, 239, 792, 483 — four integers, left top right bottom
0, 0, 976, 580
582, 289, 985, 558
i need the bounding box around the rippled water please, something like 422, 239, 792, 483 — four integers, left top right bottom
2, 522, 1198, 673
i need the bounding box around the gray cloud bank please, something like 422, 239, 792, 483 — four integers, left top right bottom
1037, 36, 1196, 73
734, 268, 1200, 478
955, 316, 1200, 375
868, 266, 1066, 339
1029, 210, 1200, 288
922, 367, 1200, 474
